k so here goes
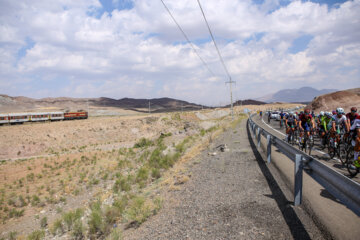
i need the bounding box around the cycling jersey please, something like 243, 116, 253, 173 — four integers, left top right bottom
350, 118, 360, 130
332, 115, 347, 127
346, 112, 359, 125
286, 115, 296, 123
299, 113, 312, 123
320, 116, 332, 131
299, 113, 313, 132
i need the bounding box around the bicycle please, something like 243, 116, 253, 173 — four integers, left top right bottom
328, 131, 347, 163
346, 147, 359, 177
299, 129, 313, 155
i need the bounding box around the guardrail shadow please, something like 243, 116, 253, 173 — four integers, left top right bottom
246, 122, 311, 240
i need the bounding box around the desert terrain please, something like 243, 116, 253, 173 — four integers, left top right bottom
0, 103, 299, 239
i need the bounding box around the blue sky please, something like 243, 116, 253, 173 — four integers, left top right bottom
0, 0, 359, 105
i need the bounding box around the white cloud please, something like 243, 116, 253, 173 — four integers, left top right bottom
0, 0, 359, 105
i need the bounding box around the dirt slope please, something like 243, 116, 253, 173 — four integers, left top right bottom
306, 88, 360, 113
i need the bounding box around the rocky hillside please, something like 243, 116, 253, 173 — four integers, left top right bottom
306, 88, 360, 113
0, 95, 204, 113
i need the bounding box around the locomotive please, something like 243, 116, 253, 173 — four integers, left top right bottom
0, 111, 88, 125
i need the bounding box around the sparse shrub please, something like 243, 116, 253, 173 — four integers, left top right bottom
113, 177, 131, 193
136, 167, 149, 187
31, 195, 40, 206
112, 195, 128, 215
50, 218, 63, 235
125, 196, 151, 225
151, 168, 161, 180
27, 230, 45, 240
72, 220, 84, 240
40, 216, 47, 228
134, 138, 153, 148
8, 231, 17, 240
106, 228, 122, 240
88, 201, 103, 236
8, 208, 24, 218
26, 173, 35, 182
63, 208, 84, 231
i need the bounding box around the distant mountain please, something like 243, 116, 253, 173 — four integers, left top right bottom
306, 88, 360, 113
0, 95, 206, 113
257, 87, 337, 103
224, 99, 266, 107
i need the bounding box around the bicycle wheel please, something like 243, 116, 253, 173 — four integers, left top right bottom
308, 138, 313, 155
346, 149, 359, 177
338, 144, 347, 165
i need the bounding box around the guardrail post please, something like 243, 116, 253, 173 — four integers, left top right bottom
267, 135, 271, 163
257, 128, 261, 148
294, 154, 303, 206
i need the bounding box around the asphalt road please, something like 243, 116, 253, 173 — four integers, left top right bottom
123, 119, 325, 240
252, 115, 360, 240
255, 116, 359, 183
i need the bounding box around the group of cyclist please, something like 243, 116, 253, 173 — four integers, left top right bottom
271, 107, 360, 168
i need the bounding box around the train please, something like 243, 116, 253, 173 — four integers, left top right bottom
0, 111, 88, 125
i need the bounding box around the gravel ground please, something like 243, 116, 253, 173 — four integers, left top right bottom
123, 119, 325, 240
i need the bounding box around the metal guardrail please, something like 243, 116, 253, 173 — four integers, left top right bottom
248, 114, 360, 216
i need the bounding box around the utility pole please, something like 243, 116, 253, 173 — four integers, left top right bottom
181, 103, 183, 112
148, 101, 151, 114
225, 78, 235, 120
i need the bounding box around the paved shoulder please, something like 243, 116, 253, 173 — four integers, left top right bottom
123, 119, 324, 240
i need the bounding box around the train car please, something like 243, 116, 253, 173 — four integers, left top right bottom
9, 113, 30, 124
30, 112, 50, 122
49, 112, 64, 121
64, 111, 88, 120
0, 114, 9, 125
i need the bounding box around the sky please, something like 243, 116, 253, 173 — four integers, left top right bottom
0, 0, 359, 105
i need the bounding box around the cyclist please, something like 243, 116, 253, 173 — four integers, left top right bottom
298, 109, 315, 143
331, 107, 349, 134
279, 111, 285, 127
319, 112, 332, 146
350, 116, 360, 167
346, 107, 359, 128
285, 111, 297, 142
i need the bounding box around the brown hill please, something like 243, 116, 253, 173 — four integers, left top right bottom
0, 95, 205, 113
306, 88, 360, 113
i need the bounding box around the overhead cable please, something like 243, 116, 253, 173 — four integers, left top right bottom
160, 0, 216, 77
196, 0, 232, 81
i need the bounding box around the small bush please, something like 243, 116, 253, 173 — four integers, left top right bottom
40, 216, 47, 228
125, 196, 151, 225
106, 228, 122, 240
72, 220, 84, 240
27, 230, 45, 240
8, 231, 17, 240
135, 167, 149, 187
151, 168, 161, 179
134, 138, 153, 148
63, 208, 84, 231
50, 218, 63, 236
113, 177, 131, 193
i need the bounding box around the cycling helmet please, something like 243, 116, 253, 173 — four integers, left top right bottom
320, 111, 324, 116
289, 111, 294, 116
304, 109, 311, 114
332, 110, 336, 115
351, 107, 357, 112
325, 112, 332, 117
336, 107, 344, 114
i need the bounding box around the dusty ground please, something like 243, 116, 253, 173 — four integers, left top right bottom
0, 104, 298, 239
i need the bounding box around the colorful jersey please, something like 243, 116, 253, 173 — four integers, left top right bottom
320, 116, 332, 131
346, 112, 359, 125
299, 114, 312, 124
332, 115, 347, 127
286, 115, 296, 123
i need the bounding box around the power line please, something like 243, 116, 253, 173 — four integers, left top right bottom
196, 0, 235, 119
160, 0, 216, 77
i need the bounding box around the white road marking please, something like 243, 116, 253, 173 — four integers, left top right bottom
260, 117, 341, 162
